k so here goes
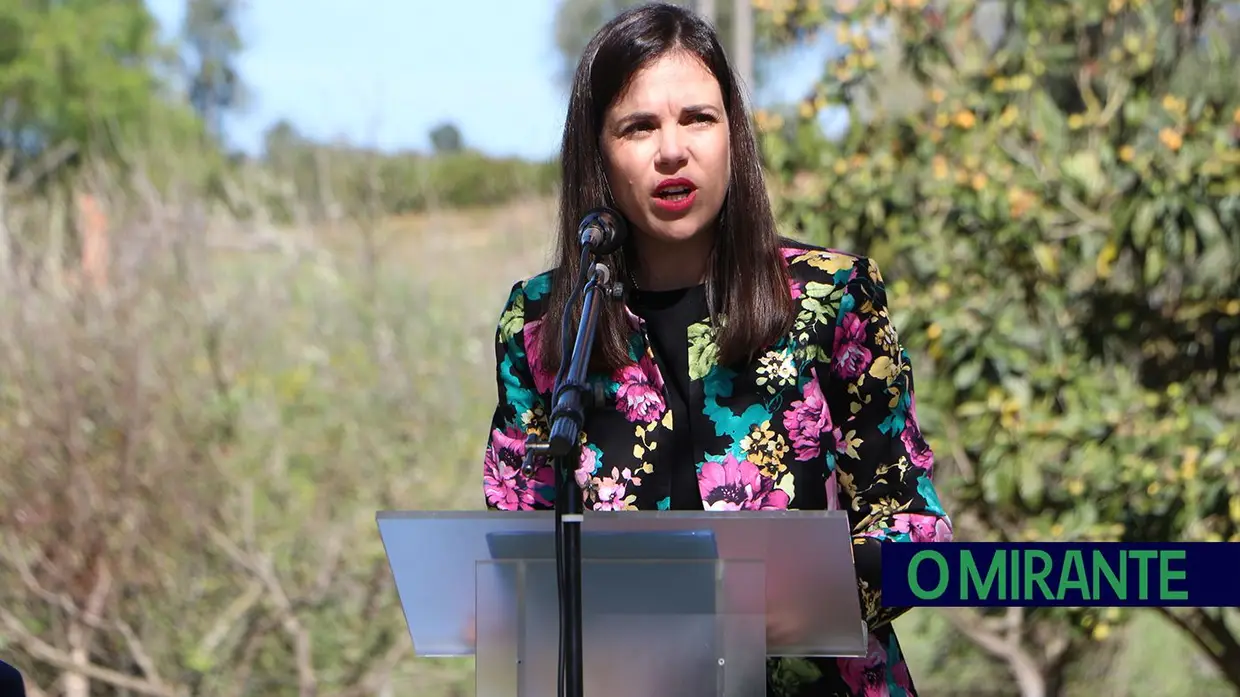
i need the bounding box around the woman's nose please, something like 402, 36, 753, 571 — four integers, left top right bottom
655, 127, 688, 167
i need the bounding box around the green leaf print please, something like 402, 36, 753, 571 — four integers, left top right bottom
703, 364, 774, 444
798, 288, 843, 327
804, 281, 839, 299
498, 293, 525, 343
768, 657, 823, 696
687, 322, 718, 381
523, 272, 551, 301
500, 352, 536, 417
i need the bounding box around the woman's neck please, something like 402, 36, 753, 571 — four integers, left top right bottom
631, 234, 713, 291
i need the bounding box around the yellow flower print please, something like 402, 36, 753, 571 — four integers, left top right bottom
741, 420, 790, 477
868, 355, 902, 381
837, 468, 859, 504
795, 251, 855, 275
521, 403, 548, 438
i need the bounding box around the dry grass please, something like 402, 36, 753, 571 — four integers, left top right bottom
325, 196, 557, 285
0, 178, 561, 697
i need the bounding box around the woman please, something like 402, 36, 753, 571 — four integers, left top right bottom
481, 3, 952, 695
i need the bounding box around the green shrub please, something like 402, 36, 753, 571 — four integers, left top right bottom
374, 151, 559, 213
755, 0, 1240, 692
263, 144, 559, 220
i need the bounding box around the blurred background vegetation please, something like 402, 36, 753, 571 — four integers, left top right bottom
0, 1, 1237, 696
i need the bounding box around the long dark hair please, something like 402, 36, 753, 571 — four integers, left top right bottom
541, 1, 794, 374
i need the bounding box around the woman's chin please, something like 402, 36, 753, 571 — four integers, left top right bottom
636, 220, 714, 246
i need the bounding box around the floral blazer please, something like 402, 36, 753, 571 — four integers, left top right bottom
481, 240, 953, 697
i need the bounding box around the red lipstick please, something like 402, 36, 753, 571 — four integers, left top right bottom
651, 177, 697, 213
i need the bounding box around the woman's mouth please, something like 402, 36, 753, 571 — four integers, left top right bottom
652, 178, 697, 212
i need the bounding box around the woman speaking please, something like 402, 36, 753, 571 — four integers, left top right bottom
480, 3, 952, 695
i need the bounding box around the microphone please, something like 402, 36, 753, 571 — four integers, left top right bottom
577, 207, 628, 255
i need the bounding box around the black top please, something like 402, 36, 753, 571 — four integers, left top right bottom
0, 659, 26, 697
626, 283, 708, 510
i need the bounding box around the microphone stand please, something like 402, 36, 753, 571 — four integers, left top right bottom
524, 247, 622, 697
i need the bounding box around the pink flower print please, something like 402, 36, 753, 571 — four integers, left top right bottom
891, 514, 953, 543
825, 469, 840, 511
520, 319, 556, 395
575, 446, 600, 489
483, 427, 552, 510
901, 422, 934, 472
699, 453, 791, 511
782, 374, 842, 462
834, 313, 872, 380
839, 634, 892, 697
788, 276, 803, 300
621, 305, 644, 331
901, 398, 935, 473
892, 659, 914, 693
615, 355, 665, 423
593, 467, 635, 511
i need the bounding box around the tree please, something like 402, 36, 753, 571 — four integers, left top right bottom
554, 0, 695, 86
756, 0, 1240, 695
429, 122, 464, 154
0, 0, 208, 279
262, 120, 302, 164
550, 0, 789, 93
182, 0, 246, 141
0, 0, 187, 173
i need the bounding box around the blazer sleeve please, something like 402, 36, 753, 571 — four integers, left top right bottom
823, 257, 953, 630
482, 281, 554, 511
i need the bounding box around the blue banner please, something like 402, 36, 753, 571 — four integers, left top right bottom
881, 542, 1240, 607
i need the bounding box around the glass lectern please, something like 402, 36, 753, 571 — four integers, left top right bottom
376, 509, 867, 697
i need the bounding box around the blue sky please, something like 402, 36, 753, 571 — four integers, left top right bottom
146, 0, 834, 159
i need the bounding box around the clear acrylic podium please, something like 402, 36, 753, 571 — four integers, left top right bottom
376, 510, 868, 697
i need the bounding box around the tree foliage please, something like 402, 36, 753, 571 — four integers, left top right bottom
553, 0, 703, 85
0, 0, 203, 172
258, 120, 557, 222
756, 0, 1240, 694
429, 122, 464, 154
183, 0, 246, 140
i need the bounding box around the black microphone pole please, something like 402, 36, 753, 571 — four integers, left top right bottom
524, 208, 626, 697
